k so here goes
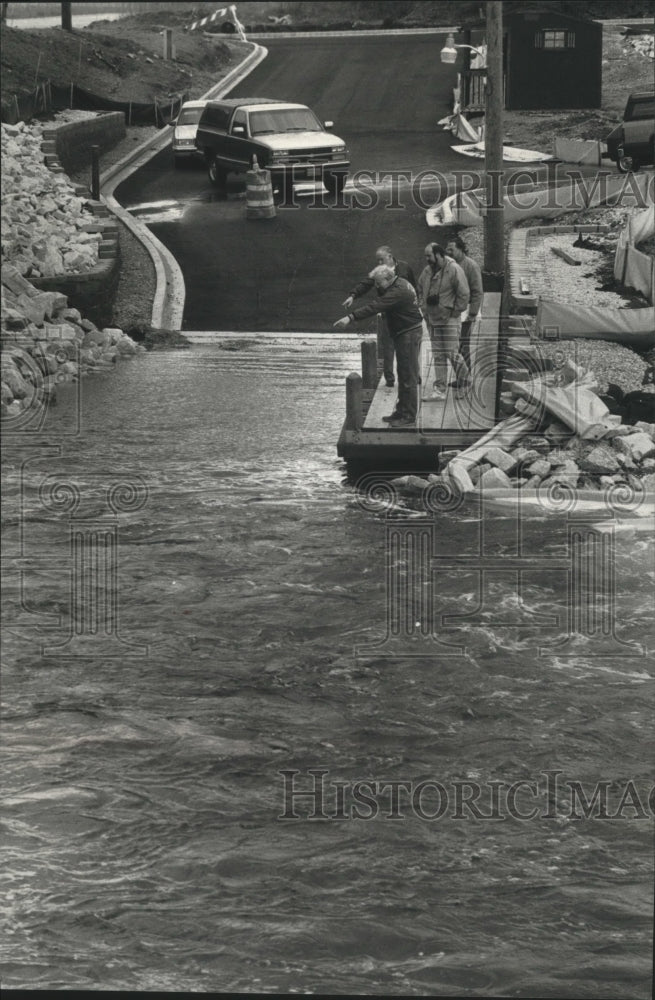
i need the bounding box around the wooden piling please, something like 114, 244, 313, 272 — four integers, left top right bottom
361, 339, 378, 391
345, 372, 363, 431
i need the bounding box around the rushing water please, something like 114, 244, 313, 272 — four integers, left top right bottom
1, 341, 653, 997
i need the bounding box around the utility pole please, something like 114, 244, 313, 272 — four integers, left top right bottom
61, 2, 72, 31
483, 0, 504, 283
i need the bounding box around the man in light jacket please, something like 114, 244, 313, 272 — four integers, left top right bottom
334, 265, 423, 426
445, 236, 483, 369
343, 245, 417, 388
418, 242, 470, 399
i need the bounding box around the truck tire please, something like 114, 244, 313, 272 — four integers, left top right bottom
617, 154, 639, 173
208, 156, 227, 187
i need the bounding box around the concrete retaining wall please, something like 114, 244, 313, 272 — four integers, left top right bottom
32, 115, 124, 328
43, 112, 125, 175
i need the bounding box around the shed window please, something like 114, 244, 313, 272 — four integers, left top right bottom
534, 30, 575, 49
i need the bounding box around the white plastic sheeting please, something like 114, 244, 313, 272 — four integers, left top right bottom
623, 246, 655, 302
552, 138, 603, 165
536, 299, 655, 349
427, 170, 653, 228
438, 107, 482, 142
613, 199, 655, 303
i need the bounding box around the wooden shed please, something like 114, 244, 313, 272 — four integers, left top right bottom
459, 4, 602, 112
504, 5, 602, 110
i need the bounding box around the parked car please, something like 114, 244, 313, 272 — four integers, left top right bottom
194, 97, 350, 193
170, 100, 208, 167
604, 91, 654, 173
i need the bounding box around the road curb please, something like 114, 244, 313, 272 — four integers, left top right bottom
99, 42, 268, 331
247, 27, 458, 38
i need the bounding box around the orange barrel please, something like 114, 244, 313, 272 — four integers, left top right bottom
245, 165, 276, 220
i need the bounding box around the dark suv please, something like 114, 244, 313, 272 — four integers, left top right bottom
194, 97, 350, 193
605, 91, 654, 172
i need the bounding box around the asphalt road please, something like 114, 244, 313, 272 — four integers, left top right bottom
114, 34, 505, 332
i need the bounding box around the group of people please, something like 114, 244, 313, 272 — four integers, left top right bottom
333, 240, 483, 427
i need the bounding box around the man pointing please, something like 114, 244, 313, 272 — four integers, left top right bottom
334, 265, 423, 427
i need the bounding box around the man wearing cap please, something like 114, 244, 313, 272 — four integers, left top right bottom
343, 245, 417, 388
334, 265, 423, 427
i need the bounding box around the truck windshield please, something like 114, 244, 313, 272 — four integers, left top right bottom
249, 108, 322, 135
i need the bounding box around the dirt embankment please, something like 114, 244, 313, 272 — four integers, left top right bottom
1, 12, 252, 108
2, 8, 652, 146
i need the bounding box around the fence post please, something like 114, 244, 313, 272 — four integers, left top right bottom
91, 145, 100, 201
651, 256, 655, 305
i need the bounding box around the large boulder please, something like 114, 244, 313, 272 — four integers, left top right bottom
483, 446, 516, 473
579, 444, 621, 475
477, 466, 514, 491
527, 457, 551, 478
613, 432, 655, 463
443, 460, 474, 494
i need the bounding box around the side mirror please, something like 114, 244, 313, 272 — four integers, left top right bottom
232, 125, 246, 135
324, 120, 334, 129
168, 119, 176, 126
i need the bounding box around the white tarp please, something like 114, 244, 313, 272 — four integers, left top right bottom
512, 382, 610, 436
623, 246, 655, 301
427, 171, 653, 228
438, 110, 482, 142
627, 203, 655, 244
552, 138, 603, 165
536, 299, 655, 348
613, 198, 655, 301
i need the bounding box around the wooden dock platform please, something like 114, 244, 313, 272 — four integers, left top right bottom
337, 293, 502, 471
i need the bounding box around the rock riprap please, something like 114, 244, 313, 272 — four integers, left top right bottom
1, 264, 142, 419
1, 120, 100, 279
390, 361, 655, 502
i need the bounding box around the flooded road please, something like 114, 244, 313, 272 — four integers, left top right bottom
2, 342, 653, 996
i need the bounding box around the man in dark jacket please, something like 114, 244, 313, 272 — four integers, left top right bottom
334, 265, 423, 426
343, 246, 417, 387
